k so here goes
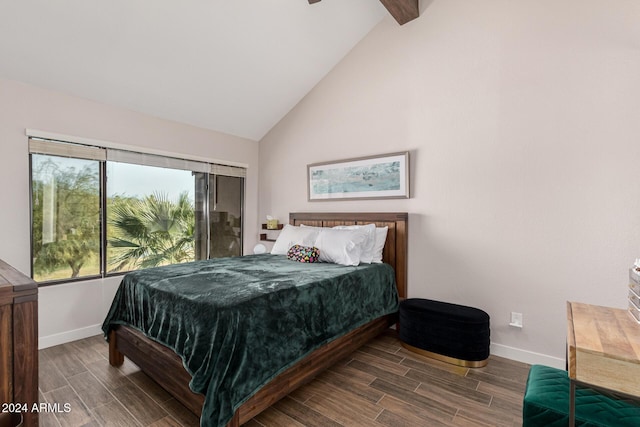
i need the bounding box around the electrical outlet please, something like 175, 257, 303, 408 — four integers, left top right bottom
509, 312, 523, 328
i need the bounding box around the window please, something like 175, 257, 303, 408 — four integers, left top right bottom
106, 162, 198, 273
208, 173, 244, 259
29, 137, 245, 285
31, 154, 101, 281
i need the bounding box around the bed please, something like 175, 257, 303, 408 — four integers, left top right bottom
103, 212, 408, 427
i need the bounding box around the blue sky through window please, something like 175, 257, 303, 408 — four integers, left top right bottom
107, 162, 195, 202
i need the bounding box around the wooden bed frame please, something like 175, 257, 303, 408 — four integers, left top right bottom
108, 212, 408, 427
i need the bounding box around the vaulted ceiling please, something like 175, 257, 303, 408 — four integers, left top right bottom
0, 1, 416, 141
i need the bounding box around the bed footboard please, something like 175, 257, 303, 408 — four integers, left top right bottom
107, 313, 396, 426
109, 326, 205, 415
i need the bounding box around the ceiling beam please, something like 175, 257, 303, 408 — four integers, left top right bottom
378, 0, 419, 25
307, 0, 419, 25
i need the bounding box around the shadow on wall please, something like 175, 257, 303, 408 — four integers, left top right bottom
420, 0, 436, 14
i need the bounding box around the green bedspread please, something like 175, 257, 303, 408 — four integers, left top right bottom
102, 254, 399, 427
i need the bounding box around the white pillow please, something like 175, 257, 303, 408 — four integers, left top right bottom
299, 224, 322, 231
372, 226, 388, 263
314, 227, 369, 266
271, 225, 319, 255
333, 224, 376, 264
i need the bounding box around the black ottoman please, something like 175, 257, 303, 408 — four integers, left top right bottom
399, 298, 490, 367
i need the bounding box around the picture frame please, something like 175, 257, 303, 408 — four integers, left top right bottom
307, 151, 409, 201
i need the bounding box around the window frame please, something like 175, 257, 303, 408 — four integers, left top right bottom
29, 153, 104, 284
28, 136, 246, 286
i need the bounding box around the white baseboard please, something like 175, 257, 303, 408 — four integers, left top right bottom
39, 324, 103, 349
37, 324, 565, 372
491, 342, 565, 369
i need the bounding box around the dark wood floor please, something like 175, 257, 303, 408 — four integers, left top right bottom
38, 329, 530, 426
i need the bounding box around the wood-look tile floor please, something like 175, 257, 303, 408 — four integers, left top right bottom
38, 329, 530, 427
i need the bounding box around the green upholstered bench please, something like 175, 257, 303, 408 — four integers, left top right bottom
523, 364, 640, 426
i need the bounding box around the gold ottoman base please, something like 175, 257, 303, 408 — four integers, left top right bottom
401, 342, 489, 368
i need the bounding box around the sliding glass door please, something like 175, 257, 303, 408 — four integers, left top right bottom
193, 170, 244, 260
209, 174, 243, 258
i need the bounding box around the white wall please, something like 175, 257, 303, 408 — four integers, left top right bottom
259, 0, 640, 367
0, 77, 260, 348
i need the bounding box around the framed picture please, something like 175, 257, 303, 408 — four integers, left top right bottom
308, 151, 409, 201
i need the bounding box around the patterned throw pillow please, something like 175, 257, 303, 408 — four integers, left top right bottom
287, 245, 320, 263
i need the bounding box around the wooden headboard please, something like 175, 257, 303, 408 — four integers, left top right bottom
289, 212, 408, 298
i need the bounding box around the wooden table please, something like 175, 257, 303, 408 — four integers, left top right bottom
566, 301, 640, 425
